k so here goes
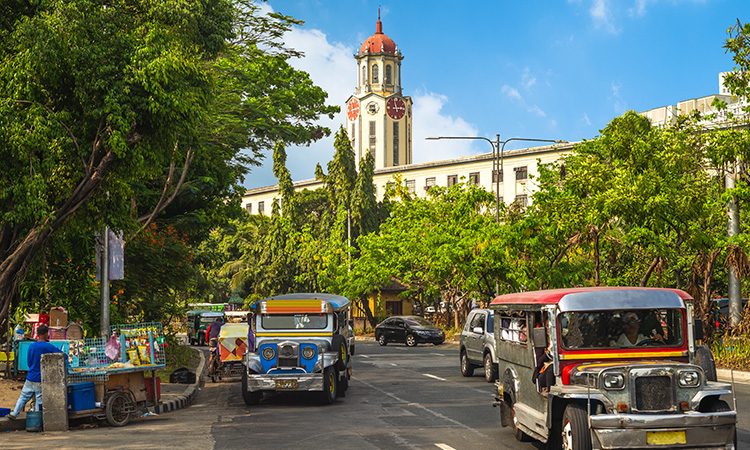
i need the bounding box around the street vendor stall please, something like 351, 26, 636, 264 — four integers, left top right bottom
65, 322, 165, 426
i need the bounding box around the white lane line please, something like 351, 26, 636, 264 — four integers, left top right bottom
391, 363, 398, 366
435, 444, 456, 450
360, 355, 370, 358
354, 378, 486, 437
431, 353, 446, 356
423, 373, 446, 381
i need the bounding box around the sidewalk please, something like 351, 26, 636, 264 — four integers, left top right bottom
0, 347, 205, 432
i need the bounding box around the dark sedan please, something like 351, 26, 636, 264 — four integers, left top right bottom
375, 315, 445, 347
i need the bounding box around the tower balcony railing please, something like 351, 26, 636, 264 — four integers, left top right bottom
356, 84, 402, 95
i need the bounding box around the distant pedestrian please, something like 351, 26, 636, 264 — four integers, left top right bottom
8, 324, 64, 419
246, 313, 255, 351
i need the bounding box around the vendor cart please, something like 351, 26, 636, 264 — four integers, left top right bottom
209, 322, 249, 382
65, 322, 166, 427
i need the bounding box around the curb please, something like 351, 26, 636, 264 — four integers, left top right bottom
717, 368, 750, 384
154, 346, 205, 414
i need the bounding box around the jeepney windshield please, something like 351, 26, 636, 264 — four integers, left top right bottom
261, 313, 328, 330
559, 308, 684, 349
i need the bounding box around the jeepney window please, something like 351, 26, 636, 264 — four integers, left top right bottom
498, 312, 527, 344
559, 308, 684, 349
261, 313, 328, 330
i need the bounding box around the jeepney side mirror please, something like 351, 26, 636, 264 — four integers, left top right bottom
694, 319, 704, 341
532, 327, 548, 349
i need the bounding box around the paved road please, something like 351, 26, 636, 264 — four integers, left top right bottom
3, 340, 749, 449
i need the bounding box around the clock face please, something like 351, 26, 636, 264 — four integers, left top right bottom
347, 98, 360, 121
386, 96, 406, 120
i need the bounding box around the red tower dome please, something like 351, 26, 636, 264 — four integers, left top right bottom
359, 12, 397, 54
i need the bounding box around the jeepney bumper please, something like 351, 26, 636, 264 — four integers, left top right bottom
589, 411, 736, 449
245, 373, 323, 393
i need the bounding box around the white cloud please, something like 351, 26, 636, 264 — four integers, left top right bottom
522, 67, 537, 88
581, 112, 593, 126
610, 81, 627, 115
501, 85, 522, 101
412, 92, 481, 162
501, 84, 548, 118
590, 0, 619, 34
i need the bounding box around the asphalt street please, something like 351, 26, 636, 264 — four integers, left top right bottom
3, 340, 749, 450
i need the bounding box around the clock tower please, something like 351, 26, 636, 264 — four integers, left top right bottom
346, 12, 412, 170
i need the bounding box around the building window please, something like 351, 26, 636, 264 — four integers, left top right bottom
447, 175, 458, 186
258, 201, 265, 215
372, 64, 379, 83
385, 64, 392, 84
362, 66, 366, 85
369, 121, 376, 153
351, 124, 356, 149
514, 194, 528, 208
492, 169, 504, 183
245, 203, 252, 214
515, 166, 528, 181
406, 179, 415, 194
469, 172, 480, 185
386, 301, 402, 316
393, 122, 399, 165
425, 177, 436, 189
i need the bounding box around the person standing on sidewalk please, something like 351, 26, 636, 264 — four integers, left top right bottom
8, 324, 63, 420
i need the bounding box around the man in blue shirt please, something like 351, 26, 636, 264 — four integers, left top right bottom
8, 324, 63, 420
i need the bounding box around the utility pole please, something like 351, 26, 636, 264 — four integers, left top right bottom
100, 226, 110, 337
727, 163, 742, 328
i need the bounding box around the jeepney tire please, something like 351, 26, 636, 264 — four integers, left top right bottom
695, 344, 717, 382
562, 403, 593, 450
484, 352, 498, 383
321, 367, 337, 404
511, 401, 531, 442
333, 335, 348, 371
699, 399, 736, 448
377, 333, 387, 346
405, 334, 417, 347
460, 349, 475, 377
105, 391, 131, 427
241, 371, 262, 405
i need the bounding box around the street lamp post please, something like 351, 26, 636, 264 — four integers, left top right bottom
426, 136, 567, 222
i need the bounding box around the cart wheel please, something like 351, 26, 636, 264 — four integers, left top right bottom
106, 391, 131, 427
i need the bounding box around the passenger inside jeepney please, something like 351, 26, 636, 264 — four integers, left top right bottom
560, 309, 680, 349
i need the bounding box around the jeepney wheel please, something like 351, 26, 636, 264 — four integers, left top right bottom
333, 335, 348, 371
405, 334, 417, 347
700, 400, 738, 448
695, 344, 717, 382
105, 391, 131, 427
377, 334, 387, 346
321, 367, 337, 404
460, 350, 475, 377
512, 401, 530, 442
562, 404, 592, 450
241, 370, 262, 405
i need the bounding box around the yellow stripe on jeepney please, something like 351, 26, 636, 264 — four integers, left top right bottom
559, 350, 686, 360
264, 299, 324, 314
255, 332, 331, 337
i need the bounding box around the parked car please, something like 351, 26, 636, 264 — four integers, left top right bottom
459, 308, 497, 382
491, 287, 736, 449
375, 316, 445, 347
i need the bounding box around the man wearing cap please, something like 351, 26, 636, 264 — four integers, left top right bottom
8, 324, 64, 420
610, 312, 663, 347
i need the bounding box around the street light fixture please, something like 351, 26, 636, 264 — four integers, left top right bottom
426, 136, 567, 222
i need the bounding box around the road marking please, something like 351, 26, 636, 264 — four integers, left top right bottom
391, 363, 398, 366
435, 444, 456, 450
423, 373, 446, 381
361, 355, 370, 358
431, 353, 446, 356
354, 378, 486, 437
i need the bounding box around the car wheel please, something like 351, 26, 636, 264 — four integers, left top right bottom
562, 403, 592, 450
512, 401, 530, 442
377, 333, 387, 346
241, 369, 262, 405
405, 334, 417, 347
320, 367, 337, 404
460, 350, 475, 377
484, 352, 498, 383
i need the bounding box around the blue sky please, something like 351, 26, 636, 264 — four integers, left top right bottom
245, 0, 748, 189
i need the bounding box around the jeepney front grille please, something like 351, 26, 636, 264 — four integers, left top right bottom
277, 343, 299, 367
635, 375, 672, 411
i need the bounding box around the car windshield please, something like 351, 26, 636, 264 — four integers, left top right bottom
404, 317, 433, 327
201, 317, 221, 325
261, 313, 328, 330
560, 308, 684, 349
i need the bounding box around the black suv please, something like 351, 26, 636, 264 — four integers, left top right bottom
375, 316, 445, 347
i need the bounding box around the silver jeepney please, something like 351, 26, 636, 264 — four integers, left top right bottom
490, 287, 737, 449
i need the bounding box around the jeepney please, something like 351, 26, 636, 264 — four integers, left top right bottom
186, 310, 224, 346
491, 287, 736, 450
242, 293, 353, 405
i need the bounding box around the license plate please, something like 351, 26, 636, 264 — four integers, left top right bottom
275, 379, 298, 389
646, 430, 686, 445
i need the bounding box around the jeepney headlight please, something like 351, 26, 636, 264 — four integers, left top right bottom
602, 373, 625, 390
678, 370, 700, 387
262, 346, 276, 361
302, 346, 315, 360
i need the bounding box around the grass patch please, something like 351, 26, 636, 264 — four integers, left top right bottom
156, 337, 200, 381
